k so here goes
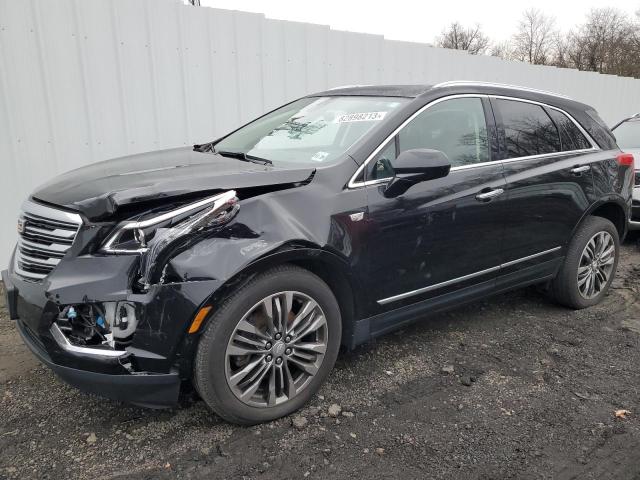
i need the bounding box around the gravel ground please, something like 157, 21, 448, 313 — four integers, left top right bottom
1, 238, 640, 480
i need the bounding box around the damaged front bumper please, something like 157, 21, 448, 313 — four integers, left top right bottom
14, 316, 180, 408
2, 255, 222, 408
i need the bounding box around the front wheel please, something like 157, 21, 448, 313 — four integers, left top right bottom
194, 265, 341, 425
551, 216, 620, 309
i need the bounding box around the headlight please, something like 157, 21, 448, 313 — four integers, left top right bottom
100, 190, 239, 254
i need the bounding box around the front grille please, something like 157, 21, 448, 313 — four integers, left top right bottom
14, 200, 82, 281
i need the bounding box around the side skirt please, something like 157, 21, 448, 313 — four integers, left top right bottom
348, 257, 563, 349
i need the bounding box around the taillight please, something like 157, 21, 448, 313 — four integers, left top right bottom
617, 152, 637, 186
617, 152, 634, 167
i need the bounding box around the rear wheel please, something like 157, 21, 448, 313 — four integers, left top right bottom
194, 265, 341, 424
551, 216, 619, 309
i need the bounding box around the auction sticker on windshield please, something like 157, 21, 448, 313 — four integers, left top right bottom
336, 111, 387, 123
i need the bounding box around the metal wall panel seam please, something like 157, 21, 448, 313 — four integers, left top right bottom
0, 2, 20, 267
143, 0, 162, 149
108, 0, 132, 153
177, 4, 191, 145
71, 0, 97, 164
204, 7, 217, 137
29, 0, 60, 174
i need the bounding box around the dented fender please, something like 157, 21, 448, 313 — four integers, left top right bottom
165, 181, 365, 286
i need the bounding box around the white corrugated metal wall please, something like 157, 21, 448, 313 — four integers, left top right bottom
2, 0, 640, 269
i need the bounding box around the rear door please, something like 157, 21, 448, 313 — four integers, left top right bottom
492, 96, 599, 276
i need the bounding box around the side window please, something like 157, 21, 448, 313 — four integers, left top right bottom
398, 97, 489, 167
496, 99, 561, 158
369, 141, 397, 180
547, 109, 591, 151
365, 97, 490, 181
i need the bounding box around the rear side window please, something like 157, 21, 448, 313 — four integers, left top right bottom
496, 99, 560, 158
547, 109, 591, 151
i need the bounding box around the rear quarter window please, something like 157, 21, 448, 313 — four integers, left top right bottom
547, 109, 591, 151
583, 108, 617, 149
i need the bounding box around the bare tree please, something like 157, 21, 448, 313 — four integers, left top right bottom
489, 41, 513, 60
568, 8, 637, 76
435, 9, 640, 78
551, 31, 571, 68
512, 9, 557, 65
436, 22, 490, 55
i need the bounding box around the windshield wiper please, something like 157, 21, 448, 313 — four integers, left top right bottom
216, 150, 273, 165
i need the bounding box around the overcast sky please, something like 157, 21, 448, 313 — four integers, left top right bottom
195, 0, 639, 44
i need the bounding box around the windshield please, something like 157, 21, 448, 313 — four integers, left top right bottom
613, 119, 640, 149
214, 96, 407, 165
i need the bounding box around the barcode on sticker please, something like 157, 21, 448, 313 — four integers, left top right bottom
336, 112, 387, 123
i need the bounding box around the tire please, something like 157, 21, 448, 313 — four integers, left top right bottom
194, 264, 341, 425
551, 216, 620, 309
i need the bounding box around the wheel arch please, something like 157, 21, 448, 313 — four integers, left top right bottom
197, 242, 365, 349
579, 198, 628, 241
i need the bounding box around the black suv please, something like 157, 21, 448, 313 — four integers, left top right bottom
2, 82, 634, 424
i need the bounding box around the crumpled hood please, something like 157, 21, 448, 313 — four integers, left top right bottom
32, 147, 315, 220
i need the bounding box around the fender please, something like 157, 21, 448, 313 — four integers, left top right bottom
198, 242, 366, 328
171, 241, 367, 376
570, 194, 629, 241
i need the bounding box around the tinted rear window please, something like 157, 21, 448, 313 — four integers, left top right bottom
496, 99, 560, 158
547, 109, 591, 151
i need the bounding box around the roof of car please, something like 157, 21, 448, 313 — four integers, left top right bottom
310, 84, 433, 98
311, 81, 572, 102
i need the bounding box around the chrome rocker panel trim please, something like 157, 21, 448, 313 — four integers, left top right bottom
377, 246, 562, 305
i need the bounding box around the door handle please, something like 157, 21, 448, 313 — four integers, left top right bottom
570, 165, 591, 174
475, 188, 504, 202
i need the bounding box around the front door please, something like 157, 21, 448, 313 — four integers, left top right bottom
362, 96, 507, 311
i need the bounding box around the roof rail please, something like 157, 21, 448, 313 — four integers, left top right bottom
328, 84, 373, 90
432, 81, 571, 100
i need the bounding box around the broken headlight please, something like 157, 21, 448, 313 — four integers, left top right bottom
100, 190, 239, 254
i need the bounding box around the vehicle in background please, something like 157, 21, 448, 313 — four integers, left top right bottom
2, 82, 634, 424
612, 113, 640, 229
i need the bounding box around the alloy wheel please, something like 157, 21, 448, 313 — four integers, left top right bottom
577, 231, 616, 299
224, 291, 328, 407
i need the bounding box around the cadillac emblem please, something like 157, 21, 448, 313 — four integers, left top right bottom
17, 217, 25, 234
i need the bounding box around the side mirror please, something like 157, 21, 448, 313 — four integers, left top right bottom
384, 149, 451, 198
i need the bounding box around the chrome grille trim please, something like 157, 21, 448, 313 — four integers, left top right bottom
14, 200, 82, 281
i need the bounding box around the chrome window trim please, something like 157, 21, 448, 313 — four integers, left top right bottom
347, 94, 600, 189
377, 246, 562, 305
